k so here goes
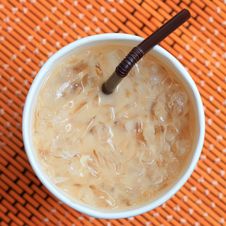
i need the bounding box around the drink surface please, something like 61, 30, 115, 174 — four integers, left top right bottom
33, 44, 194, 210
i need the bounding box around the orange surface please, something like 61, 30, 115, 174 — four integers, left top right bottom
0, 0, 225, 225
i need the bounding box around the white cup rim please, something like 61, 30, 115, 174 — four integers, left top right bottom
23, 33, 205, 219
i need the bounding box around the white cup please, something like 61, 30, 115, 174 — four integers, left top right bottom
23, 33, 205, 219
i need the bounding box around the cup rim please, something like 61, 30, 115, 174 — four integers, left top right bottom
23, 33, 205, 219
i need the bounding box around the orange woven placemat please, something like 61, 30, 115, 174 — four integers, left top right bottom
0, 0, 225, 225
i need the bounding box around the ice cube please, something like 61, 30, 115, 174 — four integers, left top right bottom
168, 91, 188, 115
80, 155, 91, 167
54, 176, 68, 184
91, 123, 113, 143
130, 61, 143, 79
65, 123, 72, 132
175, 139, 190, 156
89, 185, 116, 208
60, 65, 74, 79
145, 161, 167, 186
139, 148, 153, 164
149, 64, 166, 86
95, 63, 103, 77
56, 82, 70, 98
165, 125, 179, 142
125, 120, 134, 131
72, 61, 89, 74
152, 95, 168, 123
150, 72, 165, 86
79, 186, 96, 205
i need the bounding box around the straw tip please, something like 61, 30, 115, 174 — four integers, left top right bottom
102, 83, 112, 95
182, 9, 191, 18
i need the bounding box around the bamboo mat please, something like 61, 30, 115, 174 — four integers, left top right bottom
0, 0, 225, 225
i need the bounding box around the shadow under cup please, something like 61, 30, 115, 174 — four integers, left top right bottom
23, 33, 205, 219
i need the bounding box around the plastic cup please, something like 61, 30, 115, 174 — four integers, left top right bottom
23, 33, 205, 219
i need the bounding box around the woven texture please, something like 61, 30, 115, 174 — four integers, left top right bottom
0, 0, 225, 225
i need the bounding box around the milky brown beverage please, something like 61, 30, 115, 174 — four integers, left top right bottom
33, 44, 195, 210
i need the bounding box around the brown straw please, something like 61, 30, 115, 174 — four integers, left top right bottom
102, 9, 191, 94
